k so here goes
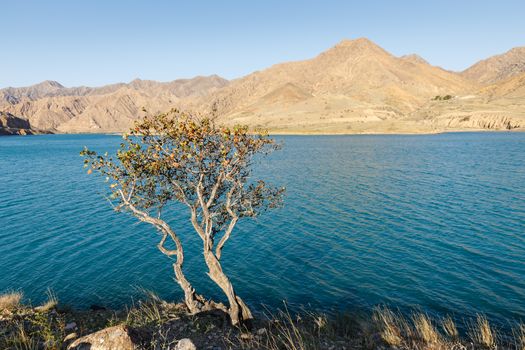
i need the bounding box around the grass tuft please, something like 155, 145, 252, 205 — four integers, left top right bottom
441, 316, 459, 340
372, 306, 404, 346
514, 323, 525, 350
468, 314, 497, 349
0, 291, 23, 311
413, 312, 441, 344
35, 288, 58, 313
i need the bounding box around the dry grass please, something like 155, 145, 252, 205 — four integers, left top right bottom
2, 310, 65, 350
3, 289, 525, 350
468, 314, 497, 349
262, 307, 317, 350
35, 289, 58, 313
5, 324, 40, 350
513, 323, 525, 350
0, 291, 23, 311
441, 316, 459, 340
371, 308, 475, 350
125, 291, 165, 328
413, 312, 441, 345
231, 305, 360, 350
372, 306, 405, 346
123, 288, 190, 340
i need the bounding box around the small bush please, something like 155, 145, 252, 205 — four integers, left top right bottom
432, 95, 454, 101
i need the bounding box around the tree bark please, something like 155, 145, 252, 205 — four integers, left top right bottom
170, 236, 206, 314
203, 247, 252, 325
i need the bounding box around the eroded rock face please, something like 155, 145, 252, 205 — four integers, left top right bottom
0, 112, 31, 135
438, 114, 522, 130
67, 325, 138, 350
0, 111, 53, 135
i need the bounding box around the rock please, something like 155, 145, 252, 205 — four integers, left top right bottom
174, 338, 196, 350
0, 112, 36, 135
65, 322, 77, 331
67, 325, 137, 350
63, 333, 78, 342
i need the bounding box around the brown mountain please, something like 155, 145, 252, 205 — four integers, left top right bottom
0, 75, 228, 133
407, 70, 525, 131
480, 71, 525, 99
2, 39, 524, 135
199, 38, 476, 133
461, 47, 525, 85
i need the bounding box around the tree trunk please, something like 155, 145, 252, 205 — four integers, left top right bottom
124, 203, 208, 314
203, 248, 252, 325
172, 241, 205, 314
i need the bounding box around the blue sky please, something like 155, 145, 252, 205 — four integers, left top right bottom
2, 0, 524, 87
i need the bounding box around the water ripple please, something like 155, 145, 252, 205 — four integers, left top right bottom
0, 133, 524, 325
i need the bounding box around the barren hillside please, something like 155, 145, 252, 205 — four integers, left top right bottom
2, 39, 525, 134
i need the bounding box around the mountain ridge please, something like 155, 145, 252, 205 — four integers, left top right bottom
0, 75, 229, 133
461, 46, 525, 84
1, 38, 524, 135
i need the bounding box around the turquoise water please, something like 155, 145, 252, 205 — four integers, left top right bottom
0, 133, 524, 325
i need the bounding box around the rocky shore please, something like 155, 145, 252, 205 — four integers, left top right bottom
1, 291, 524, 350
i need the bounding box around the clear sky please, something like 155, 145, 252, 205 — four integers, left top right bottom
2, 0, 524, 88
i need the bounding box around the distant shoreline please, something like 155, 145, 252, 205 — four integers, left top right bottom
2, 128, 524, 137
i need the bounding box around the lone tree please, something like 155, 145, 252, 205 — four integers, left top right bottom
81, 109, 284, 325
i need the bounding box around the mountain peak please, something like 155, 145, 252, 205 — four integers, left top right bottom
315, 38, 390, 63
335, 37, 378, 49
37, 80, 64, 88
400, 54, 429, 65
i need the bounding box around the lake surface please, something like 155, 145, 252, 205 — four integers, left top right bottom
1, 133, 524, 326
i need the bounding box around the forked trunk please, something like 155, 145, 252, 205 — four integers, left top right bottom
203, 248, 252, 325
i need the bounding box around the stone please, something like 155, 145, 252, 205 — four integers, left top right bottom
174, 338, 196, 350
65, 322, 77, 330
67, 325, 137, 350
63, 333, 78, 342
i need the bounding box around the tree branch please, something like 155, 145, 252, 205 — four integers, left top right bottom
118, 189, 183, 261
157, 232, 177, 256
215, 184, 239, 259
206, 172, 225, 208
190, 206, 206, 241
216, 217, 237, 260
